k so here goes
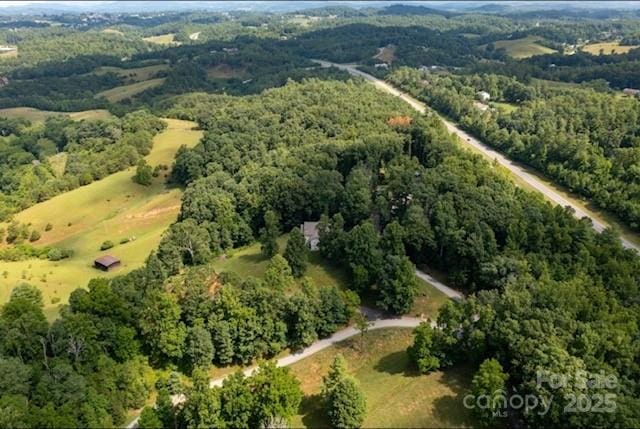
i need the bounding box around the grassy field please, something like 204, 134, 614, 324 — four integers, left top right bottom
143, 33, 178, 45
490, 35, 556, 59
211, 235, 350, 292
409, 277, 449, 320
95, 78, 166, 102
0, 107, 113, 122
289, 328, 476, 428
212, 235, 448, 319
581, 41, 640, 55
0, 119, 202, 320
94, 64, 169, 82
492, 101, 519, 114
102, 28, 125, 36
0, 48, 18, 58
47, 153, 67, 177
373, 45, 396, 63
206, 64, 247, 79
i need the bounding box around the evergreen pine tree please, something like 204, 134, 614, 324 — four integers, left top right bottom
284, 228, 308, 277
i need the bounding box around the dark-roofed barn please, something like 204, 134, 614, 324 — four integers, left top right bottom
94, 255, 121, 271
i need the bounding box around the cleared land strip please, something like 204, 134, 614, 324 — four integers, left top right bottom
313, 60, 639, 253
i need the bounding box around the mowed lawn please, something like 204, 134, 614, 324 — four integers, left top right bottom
0, 119, 202, 319
289, 328, 476, 428
581, 41, 640, 55
95, 78, 166, 102
0, 107, 113, 122
491, 35, 556, 59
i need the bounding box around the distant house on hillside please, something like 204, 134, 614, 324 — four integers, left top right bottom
94, 255, 121, 271
623, 88, 640, 98
374, 63, 389, 69
476, 91, 491, 102
300, 221, 320, 251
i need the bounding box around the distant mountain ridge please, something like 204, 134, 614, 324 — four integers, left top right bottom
0, 1, 639, 16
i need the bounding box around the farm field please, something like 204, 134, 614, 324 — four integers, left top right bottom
581, 41, 640, 55
491, 35, 557, 58
289, 328, 476, 428
0, 119, 202, 320
95, 77, 166, 102
94, 63, 169, 82
0, 107, 113, 122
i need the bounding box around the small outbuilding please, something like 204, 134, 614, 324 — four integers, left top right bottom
476, 91, 491, 103
300, 221, 320, 251
94, 255, 121, 271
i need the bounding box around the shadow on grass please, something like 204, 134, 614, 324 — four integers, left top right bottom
299, 394, 329, 428
432, 366, 477, 428
373, 350, 423, 378
236, 252, 267, 265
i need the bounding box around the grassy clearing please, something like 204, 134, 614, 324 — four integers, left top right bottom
492, 101, 518, 114
0, 48, 17, 58
95, 78, 165, 102
211, 235, 350, 292
94, 64, 169, 82
287, 15, 323, 27
47, 153, 67, 177
0, 119, 202, 320
212, 235, 449, 319
0, 107, 113, 122
289, 328, 476, 428
102, 28, 124, 36
373, 45, 396, 63
531, 77, 580, 90
491, 35, 556, 59
206, 64, 247, 79
410, 277, 449, 320
581, 41, 639, 55
143, 33, 178, 45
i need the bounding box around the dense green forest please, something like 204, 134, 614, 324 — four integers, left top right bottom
1, 4, 640, 428
388, 68, 640, 230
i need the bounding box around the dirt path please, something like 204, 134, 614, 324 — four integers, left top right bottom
313, 60, 639, 253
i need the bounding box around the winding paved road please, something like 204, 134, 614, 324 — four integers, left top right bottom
313, 60, 639, 253
126, 314, 426, 428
